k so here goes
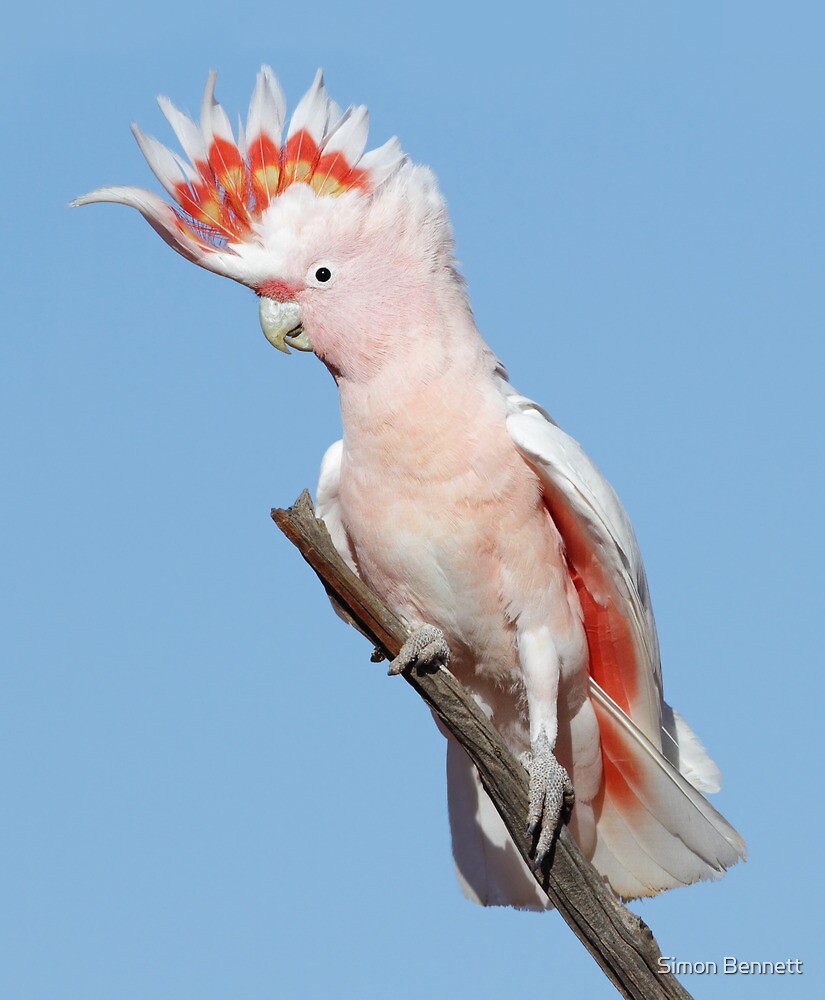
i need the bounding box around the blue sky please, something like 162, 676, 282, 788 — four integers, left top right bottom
3, 3, 822, 998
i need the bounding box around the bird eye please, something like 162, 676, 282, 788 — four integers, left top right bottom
306, 262, 335, 288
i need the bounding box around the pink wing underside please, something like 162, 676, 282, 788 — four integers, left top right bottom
539, 475, 662, 818
505, 398, 745, 897
502, 401, 676, 846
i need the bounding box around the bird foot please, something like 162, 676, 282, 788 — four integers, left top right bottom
519, 730, 575, 865
388, 624, 450, 676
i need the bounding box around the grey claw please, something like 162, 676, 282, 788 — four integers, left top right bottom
521, 732, 574, 865
388, 624, 450, 676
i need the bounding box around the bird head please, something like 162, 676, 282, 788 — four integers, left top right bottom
75, 68, 461, 383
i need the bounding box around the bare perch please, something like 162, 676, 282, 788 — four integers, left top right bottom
271, 490, 693, 1000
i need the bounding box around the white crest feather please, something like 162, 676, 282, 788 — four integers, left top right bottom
357, 136, 408, 187
322, 105, 370, 164
130, 125, 198, 199
246, 65, 286, 146
157, 96, 209, 168
287, 68, 330, 143
71, 186, 206, 263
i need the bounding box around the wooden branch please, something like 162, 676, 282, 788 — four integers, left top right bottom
271, 490, 693, 1000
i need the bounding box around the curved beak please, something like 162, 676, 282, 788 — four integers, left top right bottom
258, 297, 314, 354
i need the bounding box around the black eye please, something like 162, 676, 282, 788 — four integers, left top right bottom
315, 267, 332, 283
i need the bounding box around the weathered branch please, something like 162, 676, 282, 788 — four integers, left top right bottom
271, 490, 693, 1000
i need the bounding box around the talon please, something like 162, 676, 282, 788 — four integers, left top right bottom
388, 624, 450, 676
521, 731, 573, 865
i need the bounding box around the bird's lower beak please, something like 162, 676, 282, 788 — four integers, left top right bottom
258, 297, 314, 354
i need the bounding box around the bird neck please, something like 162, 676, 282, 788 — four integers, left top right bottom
334, 316, 505, 482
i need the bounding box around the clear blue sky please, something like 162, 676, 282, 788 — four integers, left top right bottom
3, 3, 821, 998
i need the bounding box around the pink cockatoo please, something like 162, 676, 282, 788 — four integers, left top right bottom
76, 67, 745, 908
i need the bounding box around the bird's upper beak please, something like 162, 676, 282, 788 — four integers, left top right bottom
258, 297, 314, 354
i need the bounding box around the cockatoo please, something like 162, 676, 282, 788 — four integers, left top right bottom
76, 67, 745, 908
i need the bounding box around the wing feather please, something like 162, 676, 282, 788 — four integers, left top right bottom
504, 391, 663, 745
501, 376, 745, 894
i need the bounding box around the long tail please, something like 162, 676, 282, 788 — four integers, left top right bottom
444, 687, 745, 906
585, 682, 746, 899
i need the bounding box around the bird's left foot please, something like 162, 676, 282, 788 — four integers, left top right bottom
520, 730, 575, 865
388, 624, 450, 676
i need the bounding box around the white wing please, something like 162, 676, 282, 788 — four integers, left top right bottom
499, 373, 744, 894
315, 439, 357, 574
500, 376, 664, 746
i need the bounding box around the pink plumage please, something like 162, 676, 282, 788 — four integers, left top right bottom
75, 67, 745, 907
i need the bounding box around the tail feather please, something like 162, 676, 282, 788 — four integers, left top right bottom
662, 703, 722, 793
588, 682, 746, 898
442, 685, 745, 907
446, 735, 549, 910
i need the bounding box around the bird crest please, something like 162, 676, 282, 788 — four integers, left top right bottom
74, 68, 407, 277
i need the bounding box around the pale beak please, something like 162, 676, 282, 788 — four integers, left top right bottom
258, 297, 314, 354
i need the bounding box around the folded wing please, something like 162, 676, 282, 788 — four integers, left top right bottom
502, 377, 745, 895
